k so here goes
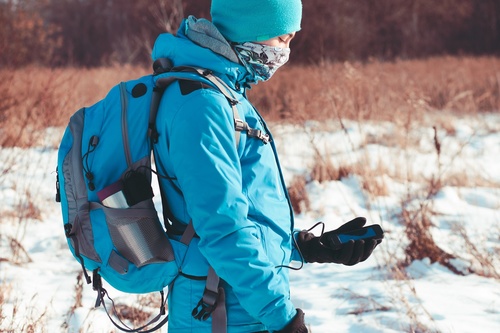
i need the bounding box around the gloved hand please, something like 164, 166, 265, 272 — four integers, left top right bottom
297, 217, 381, 266
275, 308, 308, 333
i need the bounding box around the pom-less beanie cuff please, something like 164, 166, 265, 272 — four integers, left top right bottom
211, 0, 302, 43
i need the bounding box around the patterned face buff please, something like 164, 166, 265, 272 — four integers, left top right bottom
233, 42, 291, 83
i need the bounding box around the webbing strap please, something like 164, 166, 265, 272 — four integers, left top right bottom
162, 66, 270, 145
149, 75, 183, 144
192, 69, 246, 147
191, 267, 226, 333
156, 67, 242, 146
180, 220, 196, 246
93, 270, 169, 333
177, 221, 226, 333
211, 287, 227, 333
205, 267, 220, 305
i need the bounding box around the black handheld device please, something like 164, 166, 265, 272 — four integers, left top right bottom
325, 224, 384, 250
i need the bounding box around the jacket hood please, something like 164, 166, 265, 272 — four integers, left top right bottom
152, 18, 252, 88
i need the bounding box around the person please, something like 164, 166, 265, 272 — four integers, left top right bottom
151, 1, 381, 332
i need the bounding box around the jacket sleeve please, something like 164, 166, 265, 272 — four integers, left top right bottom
291, 229, 305, 262
166, 89, 296, 331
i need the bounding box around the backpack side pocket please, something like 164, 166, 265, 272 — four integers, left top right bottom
100, 199, 174, 268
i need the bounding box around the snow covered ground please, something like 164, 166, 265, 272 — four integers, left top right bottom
1, 113, 499, 332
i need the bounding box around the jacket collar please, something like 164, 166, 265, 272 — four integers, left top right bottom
151, 18, 253, 92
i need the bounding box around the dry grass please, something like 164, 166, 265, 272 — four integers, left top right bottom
452, 224, 500, 279
250, 56, 500, 123
113, 303, 153, 326
378, 230, 445, 333
0, 281, 12, 329
310, 156, 352, 183
63, 290, 164, 331
0, 282, 48, 333
1, 56, 499, 147
397, 123, 463, 274
107, 293, 165, 330
0, 235, 32, 265
0, 65, 148, 147
400, 205, 460, 274
287, 175, 311, 214
339, 288, 392, 315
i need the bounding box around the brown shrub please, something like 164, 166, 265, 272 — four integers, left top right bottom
287, 175, 310, 214
400, 206, 463, 275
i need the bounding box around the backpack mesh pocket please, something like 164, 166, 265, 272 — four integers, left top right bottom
102, 199, 174, 268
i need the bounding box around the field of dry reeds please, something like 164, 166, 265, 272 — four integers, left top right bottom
251, 56, 500, 122
1, 56, 499, 148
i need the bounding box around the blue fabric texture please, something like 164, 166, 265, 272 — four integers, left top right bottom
211, 0, 302, 42
152, 19, 298, 332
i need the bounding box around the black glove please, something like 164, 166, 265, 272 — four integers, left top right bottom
275, 308, 308, 333
297, 217, 381, 266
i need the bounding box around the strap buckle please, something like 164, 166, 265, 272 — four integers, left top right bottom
247, 128, 271, 144
234, 120, 271, 144
192, 287, 219, 321
64, 223, 73, 237
234, 119, 246, 132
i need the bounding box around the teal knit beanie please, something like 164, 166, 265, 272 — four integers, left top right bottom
211, 0, 302, 42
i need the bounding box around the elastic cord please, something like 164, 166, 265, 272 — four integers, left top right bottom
275, 222, 325, 271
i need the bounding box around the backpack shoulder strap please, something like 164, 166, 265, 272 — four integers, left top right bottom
175, 66, 271, 146
194, 68, 271, 145
152, 65, 270, 147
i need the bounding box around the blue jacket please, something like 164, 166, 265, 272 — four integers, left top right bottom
152, 19, 298, 333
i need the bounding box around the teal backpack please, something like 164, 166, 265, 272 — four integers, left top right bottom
55, 60, 264, 332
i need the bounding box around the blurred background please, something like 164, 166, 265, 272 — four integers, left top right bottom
2, 0, 499, 68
